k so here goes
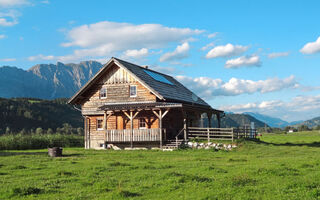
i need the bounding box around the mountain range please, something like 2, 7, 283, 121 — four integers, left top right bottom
0, 61, 102, 99
243, 112, 303, 128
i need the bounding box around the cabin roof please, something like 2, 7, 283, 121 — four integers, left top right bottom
68, 57, 212, 108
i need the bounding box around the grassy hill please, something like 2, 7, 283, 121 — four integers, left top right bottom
1, 131, 320, 199
0, 98, 82, 134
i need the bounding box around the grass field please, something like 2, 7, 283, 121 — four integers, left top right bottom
1, 131, 320, 199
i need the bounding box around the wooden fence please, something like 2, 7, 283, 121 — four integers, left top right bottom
105, 128, 166, 142
187, 127, 257, 142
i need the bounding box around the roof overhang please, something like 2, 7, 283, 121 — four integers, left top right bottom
98, 102, 183, 111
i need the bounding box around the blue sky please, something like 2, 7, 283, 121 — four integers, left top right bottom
1, 0, 320, 122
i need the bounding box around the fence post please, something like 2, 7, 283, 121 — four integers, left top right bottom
232, 128, 234, 142
207, 128, 210, 143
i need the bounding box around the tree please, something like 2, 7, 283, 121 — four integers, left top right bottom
77, 127, 84, 135
62, 123, 73, 134
35, 127, 43, 134
19, 128, 28, 135
47, 128, 54, 134
298, 125, 310, 132
5, 127, 11, 134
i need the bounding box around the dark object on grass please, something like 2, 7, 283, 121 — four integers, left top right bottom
48, 147, 63, 157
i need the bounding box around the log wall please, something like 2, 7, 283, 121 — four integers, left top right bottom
81, 64, 156, 115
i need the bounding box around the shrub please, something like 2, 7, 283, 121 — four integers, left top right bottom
0, 133, 83, 150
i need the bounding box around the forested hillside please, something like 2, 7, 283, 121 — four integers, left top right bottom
0, 98, 83, 134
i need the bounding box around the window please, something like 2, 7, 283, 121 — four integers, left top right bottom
143, 69, 174, 85
139, 118, 146, 129
130, 85, 137, 97
97, 119, 104, 130
100, 88, 107, 99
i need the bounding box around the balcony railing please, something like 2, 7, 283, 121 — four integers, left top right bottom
105, 128, 166, 142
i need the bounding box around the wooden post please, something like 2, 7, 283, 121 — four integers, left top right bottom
130, 111, 133, 148
217, 113, 221, 128
207, 128, 210, 143
159, 109, 162, 149
152, 109, 169, 149
123, 110, 139, 148
232, 128, 234, 142
207, 112, 212, 128
84, 117, 87, 149
88, 117, 91, 149
182, 110, 187, 141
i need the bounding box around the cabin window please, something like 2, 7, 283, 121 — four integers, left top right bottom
100, 88, 107, 99
97, 119, 104, 130
130, 85, 137, 97
139, 118, 146, 129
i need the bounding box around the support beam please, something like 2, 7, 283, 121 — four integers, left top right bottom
103, 112, 107, 130
103, 112, 113, 147
123, 110, 140, 148
207, 112, 213, 128
130, 111, 133, 148
152, 109, 170, 149
159, 109, 162, 149
84, 116, 87, 149
88, 117, 91, 149
217, 113, 221, 128
182, 110, 187, 141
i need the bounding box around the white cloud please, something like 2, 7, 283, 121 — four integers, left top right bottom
0, 34, 5, 39
205, 43, 248, 59
47, 21, 203, 63
0, 10, 19, 26
159, 42, 190, 62
41, 0, 49, 4
123, 48, 149, 58
0, 17, 17, 26
0, 58, 16, 61
0, 0, 29, 7
220, 95, 320, 122
268, 52, 289, 58
207, 32, 218, 38
300, 36, 320, 54
28, 54, 55, 61
225, 55, 261, 69
175, 75, 299, 100
201, 42, 215, 51
62, 21, 203, 49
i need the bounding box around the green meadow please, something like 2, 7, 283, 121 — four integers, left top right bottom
1, 131, 320, 199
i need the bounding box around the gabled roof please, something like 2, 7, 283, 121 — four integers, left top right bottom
68, 57, 212, 108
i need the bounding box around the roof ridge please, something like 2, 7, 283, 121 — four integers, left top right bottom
113, 57, 174, 78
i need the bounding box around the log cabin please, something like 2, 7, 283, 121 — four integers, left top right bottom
68, 57, 224, 149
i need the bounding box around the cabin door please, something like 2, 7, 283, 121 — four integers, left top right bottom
116, 115, 124, 130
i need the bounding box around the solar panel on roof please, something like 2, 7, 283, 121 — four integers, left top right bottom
143, 69, 174, 85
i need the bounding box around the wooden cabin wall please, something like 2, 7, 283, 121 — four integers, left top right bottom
81, 64, 156, 115
86, 111, 160, 149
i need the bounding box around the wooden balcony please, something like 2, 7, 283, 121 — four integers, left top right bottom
105, 128, 166, 142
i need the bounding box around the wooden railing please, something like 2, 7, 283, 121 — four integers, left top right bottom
105, 128, 166, 142
188, 127, 257, 142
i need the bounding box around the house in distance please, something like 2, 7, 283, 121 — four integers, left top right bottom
68, 57, 223, 149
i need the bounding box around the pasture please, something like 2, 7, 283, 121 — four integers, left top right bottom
1, 131, 320, 199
